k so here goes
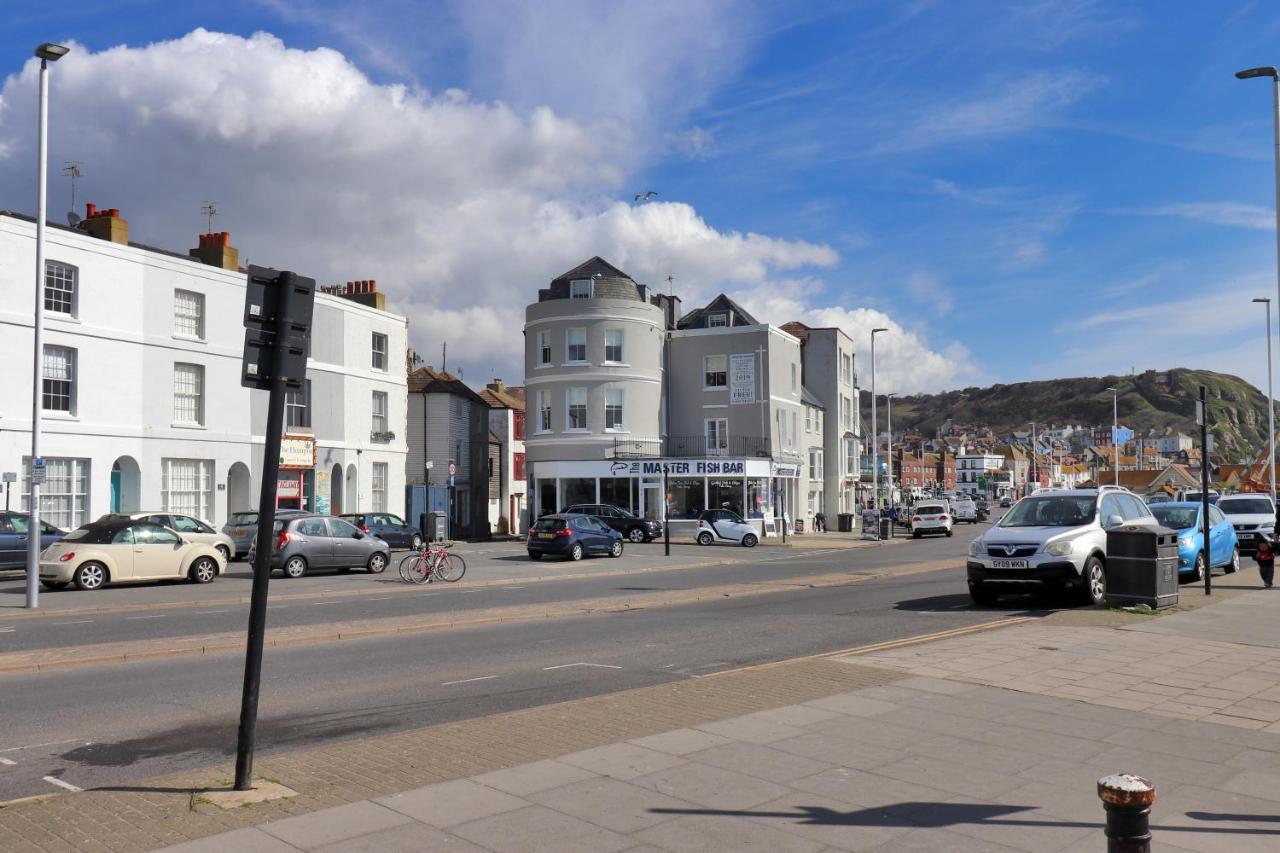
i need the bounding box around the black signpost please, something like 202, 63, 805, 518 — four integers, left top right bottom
1199, 386, 1211, 597
234, 266, 315, 791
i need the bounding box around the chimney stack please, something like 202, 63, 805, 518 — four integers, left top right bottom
336, 279, 385, 310
82, 203, 129, 245
189, 230, 240, 271
488, 379, 505, 394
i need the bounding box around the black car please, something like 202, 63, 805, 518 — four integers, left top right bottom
340, 513, 423, 549
562, 504, 662, 543
527, 513, 624, 561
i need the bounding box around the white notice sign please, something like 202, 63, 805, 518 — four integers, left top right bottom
730, 353, 756, 404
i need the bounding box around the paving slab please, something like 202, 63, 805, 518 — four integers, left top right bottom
257, 801, 411, 849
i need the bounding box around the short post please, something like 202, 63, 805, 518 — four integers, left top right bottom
662, 463, 670, 557
1097, 773, 1155, 852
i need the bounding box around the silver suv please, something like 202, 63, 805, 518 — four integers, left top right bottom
248, 514, 390, 578
966, 486, 1158, 606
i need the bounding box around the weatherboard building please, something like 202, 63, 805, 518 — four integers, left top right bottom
523, 256, 848, 536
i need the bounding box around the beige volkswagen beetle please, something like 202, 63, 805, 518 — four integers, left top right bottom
40, 518, 225, 591
99, 512, 238, 564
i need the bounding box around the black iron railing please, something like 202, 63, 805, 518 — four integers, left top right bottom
609, 436, 800, 461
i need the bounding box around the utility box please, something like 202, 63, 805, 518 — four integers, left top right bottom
1104, 526, 1179, 609
426, 511, 448, 542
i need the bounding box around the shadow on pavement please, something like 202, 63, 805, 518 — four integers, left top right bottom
892, 591, 1056, 617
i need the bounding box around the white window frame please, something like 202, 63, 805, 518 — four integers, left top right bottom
805, 407, 812, 433
161, 458, 214, 521
566, 387, 588, 431
173, 363, 205, 426
705, 418, 728, 456
173, 289, 205, 340
372, 332, 388, 371
23, 456, 89, 529
566, 328, 587, 364
286, 379, 312, 429
791, 363, 797, 392
45, 261, 78, 317
569, 279, 593, 299
537, 331, 551, 366
809, 449, 824, 480
42, 345, 76, 414
703, 354, 728, 390
372, 391, 389, 434
536, 391, 552, 433
708, 312, 729, 328
604, 387, 625, 431
371, 462, 388, 512
603, 328, 625, 364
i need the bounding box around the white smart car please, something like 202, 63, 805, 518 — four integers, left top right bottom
694, 509, 759, 547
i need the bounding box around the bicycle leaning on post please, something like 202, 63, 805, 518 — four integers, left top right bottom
397, 541, 466, 585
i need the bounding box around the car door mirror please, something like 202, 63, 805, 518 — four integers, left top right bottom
1106, 514, 1124, 528
353, 531, 364, 539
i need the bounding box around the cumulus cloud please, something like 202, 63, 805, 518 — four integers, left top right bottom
0, 27, 958, 388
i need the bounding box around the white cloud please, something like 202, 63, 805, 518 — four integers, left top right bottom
0, 28, 839, 379
1129, 202, 1275, 231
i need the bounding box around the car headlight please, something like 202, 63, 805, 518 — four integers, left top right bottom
1045, 540, 1074, 557
968, 539, 983, 557
1179, 535, 1194, 548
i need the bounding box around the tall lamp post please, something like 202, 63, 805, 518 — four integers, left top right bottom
27, 42, 70, 610
1106, 386, 1120, 487
886, 392, 896, 509
1254, 297, 1276, 502
870, 328, 888, 523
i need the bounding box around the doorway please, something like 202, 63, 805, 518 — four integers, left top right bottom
226, 462, 251, 522
109, 456, 141, 514
331, 463, 344, 514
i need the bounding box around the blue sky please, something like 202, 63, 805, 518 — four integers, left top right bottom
3, 1, 1280, 393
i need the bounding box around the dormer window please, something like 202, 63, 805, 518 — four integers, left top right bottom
708, 312, 728, 327
570, 279, 593, 299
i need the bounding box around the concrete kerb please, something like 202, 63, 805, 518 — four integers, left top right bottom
0, 555, 957, 675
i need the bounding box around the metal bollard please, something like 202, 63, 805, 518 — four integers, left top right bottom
1097, 774, 1156, 852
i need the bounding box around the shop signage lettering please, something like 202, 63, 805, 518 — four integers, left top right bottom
729, 353, 756, 404
635, 460, 747, 475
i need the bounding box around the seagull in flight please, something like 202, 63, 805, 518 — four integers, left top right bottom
634, 191, 658, 202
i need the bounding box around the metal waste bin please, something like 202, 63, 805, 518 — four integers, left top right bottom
837, 513, 854, 532
879, 518, 891, 540
1104, 525, 1179, 609
427, 511, 448, 542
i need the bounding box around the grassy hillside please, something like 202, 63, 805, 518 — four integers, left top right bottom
884, 368, 1275, 461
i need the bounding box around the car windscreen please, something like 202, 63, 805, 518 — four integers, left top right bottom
1151, 507, 1199, 530
1000, 496, 1096, 527
1185, 493, 1219, 505
1218, 498, 1273, 515
229, 512, 258, 525
534, 518, 564, 532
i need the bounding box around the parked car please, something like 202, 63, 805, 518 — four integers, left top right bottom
340, 512, 423, 549
222, 509, 309, 559
966, 486, 1160, 606
1144, 493, 1173, 505
527, 513, 624, 561
39, 518, 224, 591
0, 511, 64, 570
693, 509, 759, 547
953, 498, 979, 524
100, 512, 236, 564
1150, 502, 1241, 582
249, 514, 390, 577
910, 503, 953, 538
999, 497, 1012, 508
975, 500, 991, 521
1183, 491, 1221, 506
562, 504, 663, 543
1214, 494, 1275, 556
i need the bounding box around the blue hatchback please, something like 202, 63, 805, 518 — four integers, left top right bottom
527, 513, 624, 561
0, 511, 65, 570
1149, 502, 1239, 582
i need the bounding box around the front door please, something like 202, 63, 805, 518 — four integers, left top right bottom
642, 484, 662, 521
110, 465, 121, 513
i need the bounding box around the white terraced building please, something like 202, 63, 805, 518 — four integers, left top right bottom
0, 205, 408, 530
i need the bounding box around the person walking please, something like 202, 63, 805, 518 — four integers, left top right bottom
1256, 533, 1276, 589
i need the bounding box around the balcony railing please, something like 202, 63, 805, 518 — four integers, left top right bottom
609, 435, 799, 461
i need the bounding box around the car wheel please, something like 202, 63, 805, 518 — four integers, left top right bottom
610, 540, 624, 558
283, 556, 308, 579
367, 553, 387, 574
411, 534, 423, 551
742, 533, 758, 548
215, 544, 231, 563
73, 562, 107, 591
41, 580, 68, 591
570, 543, 584, 561
697, 531, 714, 546
1083, 557, 1106, 606
528, 551, 542, 561
188, 556, 218, 584
945, 529, 953, 537
912, 531, 921, 539
1227, 547, 1240, 574
968, 581, 999, 606
628, 527, 646, 543
1190, 552, 1205, 584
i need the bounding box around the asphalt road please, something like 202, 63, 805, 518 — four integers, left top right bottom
0, 520, 1046, 802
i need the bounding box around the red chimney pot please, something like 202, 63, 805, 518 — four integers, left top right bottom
85, 202, 97, 217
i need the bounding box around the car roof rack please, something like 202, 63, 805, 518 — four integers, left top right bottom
1097, 484, 1128, 493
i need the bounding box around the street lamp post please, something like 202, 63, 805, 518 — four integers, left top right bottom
886, 392, 896, 510
1106, 386, 1120, 487
1254, 298, 1276, 502
27, 42, 70, 611
870, 328, 888, 529
1029, 421, 1037, 495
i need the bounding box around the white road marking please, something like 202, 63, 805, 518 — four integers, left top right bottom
440, 675, 500, 686
126, 615, 164, 620
195, 610, 228, 615
52, 620, 94, 625
310, 601, 343, 606
0, 627, 14, 633
42, 776, 82, 793
1, 738, 87, 753
368, 596, 394, 601
0, 756, 15, 766
502, 586, 527, 590
542, 662, 623, 671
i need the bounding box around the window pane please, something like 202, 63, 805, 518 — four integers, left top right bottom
173, 363, 204, 425
22, 457, 90, 528
605, 329, 624, 363
605, 388, 624, 429
567, 328, 586, 362
286, 379, 311, 428
372, 333, 388, 370
538, 331, 551, 364
45, 262, 76, 315
174, 290, 204, 338
372, 462, 388, 512
162, 458, 213, 520
570, 279, 592, 299
568, 387, 587, 429
704, 355, 727, 388
42, 345, 75, 412
372, 391, 388, 433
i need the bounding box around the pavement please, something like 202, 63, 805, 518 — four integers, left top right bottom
4, 559, 1280, 851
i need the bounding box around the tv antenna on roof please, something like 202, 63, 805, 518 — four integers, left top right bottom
666, 274, 675, 295
201, 201, 218, 234
63, 161, 82, 226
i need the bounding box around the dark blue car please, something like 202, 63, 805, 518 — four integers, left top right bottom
340, 512, 423, 549
527, 513, 624, 561
0, 511, 65, 569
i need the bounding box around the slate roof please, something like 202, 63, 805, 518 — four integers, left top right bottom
676, 293, 759, 329
408, 367, 487, 404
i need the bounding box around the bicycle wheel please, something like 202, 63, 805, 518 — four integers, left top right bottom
412, 555, 438, 585
437, 553, 466, 582
398, 553, 427, 584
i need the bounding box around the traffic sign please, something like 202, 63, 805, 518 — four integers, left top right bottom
448, 460, 456, 477
31, 458, 46, 485
2, 471, 15, 483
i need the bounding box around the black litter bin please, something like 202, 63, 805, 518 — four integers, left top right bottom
878, 518, 891, 540
1104, 525, 1179, 609
837, 513, 854, 533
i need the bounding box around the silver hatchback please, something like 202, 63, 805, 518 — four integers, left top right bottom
249, 514, 390, 578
